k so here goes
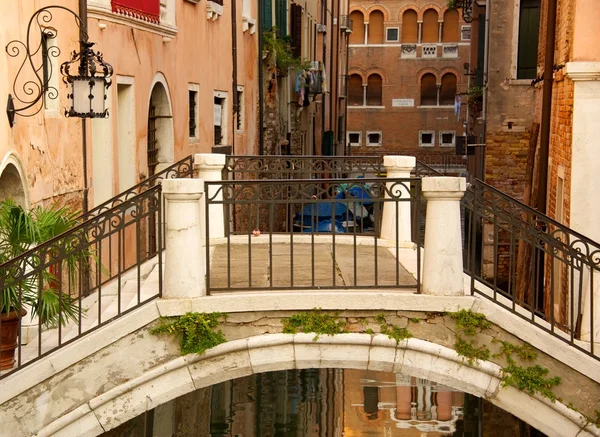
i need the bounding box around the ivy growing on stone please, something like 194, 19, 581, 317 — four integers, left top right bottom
281, 308, 348, 340
375, 313, 413, 344
151, 312, 228, 355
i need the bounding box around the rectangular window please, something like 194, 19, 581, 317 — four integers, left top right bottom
419, 131, 435, 147
517, 0, 540, 79
214, 91, 228, 146
347, 131, 362, 147
366, 131, 382, 147
236, 86, 244, 132
386, 28, 399, 42
440, 131, 455, 147
188, 87, 198, 138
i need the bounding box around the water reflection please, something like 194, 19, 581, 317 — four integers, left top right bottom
103, 369, 545, 437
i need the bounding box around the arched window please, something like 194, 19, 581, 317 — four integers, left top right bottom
422, 9, 439, 43
368, 10, 384, 44
440, 73, 457, 105
401, 10, 418, 43
366, 74, 382, 106
420, 73, 438, 106
348, 74, 364, 106
442, 9, 459, 42
349, 11, 364, 44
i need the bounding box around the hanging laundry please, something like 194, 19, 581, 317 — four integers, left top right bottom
455, 94, 462, 120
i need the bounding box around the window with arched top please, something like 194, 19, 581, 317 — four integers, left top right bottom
368, 10, 384, 44
440, 73, 457, 105
348, 74, 364, 106
422, 9, 439, 43
349, 11, 365, 44
420, 73, 438, 106
401, 10, 418, 43
442, 9, 459, 42
366, 74, 382, 106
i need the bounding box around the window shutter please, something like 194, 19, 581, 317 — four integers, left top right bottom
263, 0, 273, 30
291, 4, 303, 58
517, 0, 540, 79
275, 0, 287, 37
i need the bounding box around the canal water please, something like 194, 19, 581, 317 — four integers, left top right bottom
102, 369, 546, 437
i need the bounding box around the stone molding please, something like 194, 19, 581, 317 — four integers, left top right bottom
193, 153, 227, 171
32, 333, 598, 437
88, 4, 177, 38
565, 62, 600, 82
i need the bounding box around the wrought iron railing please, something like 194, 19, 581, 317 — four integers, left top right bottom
339, 15, 353, 32
413, 153, 466, 174
81, 155, 193, 219
205, 178, 421, 293
0, 186, 163, 379
463, 179, 600, 359
224, 155, 384, 180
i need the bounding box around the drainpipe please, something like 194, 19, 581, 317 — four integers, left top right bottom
258, 0, 264, 155
321, 0, 326, 149
231, 0, 238, 155
537, 0, 558, 214
79, 0, 89, 213
480, 0, 490, 181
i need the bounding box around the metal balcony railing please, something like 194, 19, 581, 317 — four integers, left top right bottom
339, 15, 353, 33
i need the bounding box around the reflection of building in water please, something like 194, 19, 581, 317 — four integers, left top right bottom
343, 369, 464, 437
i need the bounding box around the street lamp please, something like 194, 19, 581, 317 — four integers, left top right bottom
6, 5, 113, 127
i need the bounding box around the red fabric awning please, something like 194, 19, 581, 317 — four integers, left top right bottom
112, 0, 160, 24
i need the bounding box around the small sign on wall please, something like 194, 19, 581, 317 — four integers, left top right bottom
392, 99, 414, 107
214, 103, 222, 125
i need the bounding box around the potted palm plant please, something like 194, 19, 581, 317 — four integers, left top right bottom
0, 199, 80, 370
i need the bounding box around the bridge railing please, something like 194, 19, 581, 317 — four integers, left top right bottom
0, 186, 163, 379
224, 155, 385, 180
462, 179, 600, 358
204, 177, 422, 293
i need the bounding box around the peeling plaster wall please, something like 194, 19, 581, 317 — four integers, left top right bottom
1, 309, 599, 437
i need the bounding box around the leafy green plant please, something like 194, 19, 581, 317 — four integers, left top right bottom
263, 28, 311, 74
0, 199, 81, 326
447, 0, 459, 9
448, 309, 491, 336
151, 312, 228, 355
501, 357, 561, 401
282, 308, 348, 340
455, 337, 490, 365
376, 313, 412, 343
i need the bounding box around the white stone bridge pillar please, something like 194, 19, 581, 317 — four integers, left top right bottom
421, 177, 466, 296
194, 153, 227, 241
380, 155, 416, 246
162, 178, 206, 299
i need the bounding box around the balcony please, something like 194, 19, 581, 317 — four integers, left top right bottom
339, 15, 353, 33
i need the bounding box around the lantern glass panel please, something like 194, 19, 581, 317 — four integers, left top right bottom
72, 78, 90, 114
90, 78, 106, 114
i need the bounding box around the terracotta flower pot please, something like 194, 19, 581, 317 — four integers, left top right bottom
0, 309, 26, 370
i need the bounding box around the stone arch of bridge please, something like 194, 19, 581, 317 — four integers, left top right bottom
38, 334, 595, 437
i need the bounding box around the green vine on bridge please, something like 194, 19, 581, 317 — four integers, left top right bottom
281, 308, 348, 340
375, 313, 413, 344
151, 312, 228, 355
447, 309, 561, 402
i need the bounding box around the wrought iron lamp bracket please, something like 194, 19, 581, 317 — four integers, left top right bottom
450, 0, 475, 24
5, 5, 113, 127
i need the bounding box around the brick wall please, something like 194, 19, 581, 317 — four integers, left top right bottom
347, 0, 471, 155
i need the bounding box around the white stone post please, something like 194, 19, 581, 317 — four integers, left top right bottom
162, 179, 205, 299
194, 154, 227, 241
380, 156, 416, 246
421, 177, 466, 296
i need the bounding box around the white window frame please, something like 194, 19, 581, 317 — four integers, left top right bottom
188, 83, 199, 140
366, 131, 382, 147
419, 130, 435, 147
386, 27, 400, 42
347, 131, 362, 147
439, 131, 456, 147
214, 90, 228, 146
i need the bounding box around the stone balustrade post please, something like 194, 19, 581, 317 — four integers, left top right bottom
162, 179, 205, 299
194, 154, 227, 241
421, 177, 466, 296
380, 155, 416, 246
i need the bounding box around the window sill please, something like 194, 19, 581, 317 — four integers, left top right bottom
508, 79, 534, 86
348, 105, 385, 109
419, 144, 435, 148
88, 4, 177, 38
242, 16, 257, 34
418, 105, 455, 109
366, 144, 382, 147
207, 1, 224, 21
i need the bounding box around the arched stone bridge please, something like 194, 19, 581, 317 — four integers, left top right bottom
1, 291, 599, 437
